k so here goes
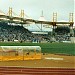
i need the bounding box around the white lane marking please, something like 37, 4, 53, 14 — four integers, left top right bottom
45, 57, 63, 60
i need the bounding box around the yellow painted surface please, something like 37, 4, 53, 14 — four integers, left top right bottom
0, 54, 41, 61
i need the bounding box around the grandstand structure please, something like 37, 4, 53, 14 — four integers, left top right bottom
0, 7, 74, 42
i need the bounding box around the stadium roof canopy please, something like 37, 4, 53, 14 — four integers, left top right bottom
38, 16, 46, 21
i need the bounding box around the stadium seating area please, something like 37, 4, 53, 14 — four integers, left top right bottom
0, 22, 33, 42
0, 22, 51, 43
0, 22, 75, 43
54, 26, 72, 42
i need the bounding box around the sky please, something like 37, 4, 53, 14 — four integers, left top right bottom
0, 0, 74, 31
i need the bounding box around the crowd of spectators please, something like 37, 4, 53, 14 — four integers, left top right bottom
54, 26, 75, 42
0, 22, 75, 43
0, 22, 49, 43
0, 22, 33, 42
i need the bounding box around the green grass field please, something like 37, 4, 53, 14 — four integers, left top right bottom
0, 42, 75, 55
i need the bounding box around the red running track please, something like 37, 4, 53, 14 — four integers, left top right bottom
0, 67, 75, 75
